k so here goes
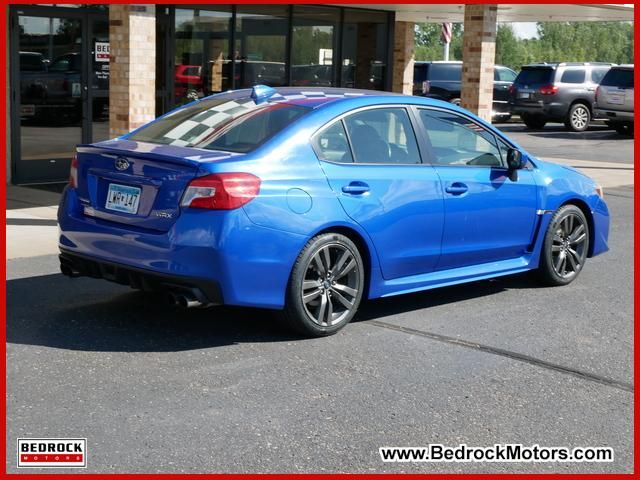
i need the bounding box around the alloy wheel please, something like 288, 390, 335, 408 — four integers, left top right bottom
301, 243, 361, 327
570, 106, 589, 130
551, 213, 588, 279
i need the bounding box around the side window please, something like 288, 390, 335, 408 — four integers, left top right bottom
343, 108, 421, 165
560, 68, 586, 84
591, 67, 609, 84
312, 121, 353, 163
497, 67, 517, 82
418, 109, 504, 168
497, 138, 514, 165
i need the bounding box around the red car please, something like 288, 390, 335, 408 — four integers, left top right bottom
174, 64, 202, 100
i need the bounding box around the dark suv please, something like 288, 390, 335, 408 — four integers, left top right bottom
413, 61, 517, 121
508, 62, 613, 132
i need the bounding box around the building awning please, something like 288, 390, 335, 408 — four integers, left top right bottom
333, 4, 634, 23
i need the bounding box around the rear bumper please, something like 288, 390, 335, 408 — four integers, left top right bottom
58, 187, 306, 309
509, 101, 568, 119
59, 250, 223, 305
593, 107, 634, 122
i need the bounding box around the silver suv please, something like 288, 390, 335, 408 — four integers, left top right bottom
509, 62, 613, 132
594, 65, 634, 136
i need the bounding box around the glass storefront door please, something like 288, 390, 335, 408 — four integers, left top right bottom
174, 7, 232, 106
342, 9, 389, 90
10, 6, 109, 184
235, 6, 288, 89
291, 6, 340, 88
90, 16, 110, 143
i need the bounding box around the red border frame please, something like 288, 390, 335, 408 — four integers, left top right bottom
1, 1, 637, 477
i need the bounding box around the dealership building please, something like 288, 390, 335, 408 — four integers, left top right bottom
6, 3, 633, 184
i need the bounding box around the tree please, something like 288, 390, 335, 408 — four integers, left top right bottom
417, 21, 634, 70
495, 24, 529, 69
414, 23, 463, 61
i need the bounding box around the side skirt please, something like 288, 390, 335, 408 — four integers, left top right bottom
372, 255, 534, 299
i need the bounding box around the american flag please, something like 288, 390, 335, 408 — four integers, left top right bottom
441, 22, 453, 44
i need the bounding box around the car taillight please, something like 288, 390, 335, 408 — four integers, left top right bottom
539, 84, 559, 95
595, 86, 600, 103
508, 85, 516, 95
422, 80, 430, 94
181, 173, 261, 210
69, 153, 78, 188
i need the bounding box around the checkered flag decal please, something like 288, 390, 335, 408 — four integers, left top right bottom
160, 91, 365, 147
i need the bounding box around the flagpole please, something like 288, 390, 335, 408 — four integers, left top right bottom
441, 22, 452, 61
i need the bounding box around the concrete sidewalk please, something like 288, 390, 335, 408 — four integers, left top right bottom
6, 185, 61, 260
4, 157, 634, 261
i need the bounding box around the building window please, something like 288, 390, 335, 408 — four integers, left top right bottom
341, 9, 389, 90
160, 5, 393, 114
234, 5, 288, 89
174, 7, 232, 106
291, 6, 340, 88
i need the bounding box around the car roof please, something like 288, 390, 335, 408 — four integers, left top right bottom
232, 86, 401, 109
610, 64, 634, 70
413, 61, 513, 70
199, 86, 478, 117
522, 62, 614, 68
414, 61, 462, 65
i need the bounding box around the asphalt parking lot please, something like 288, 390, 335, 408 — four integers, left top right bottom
6, 123, 634, 473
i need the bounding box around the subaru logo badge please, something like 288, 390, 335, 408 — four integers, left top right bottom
115, 157, 130, 171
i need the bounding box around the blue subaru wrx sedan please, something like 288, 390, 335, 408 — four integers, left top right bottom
58, 86, 610, 337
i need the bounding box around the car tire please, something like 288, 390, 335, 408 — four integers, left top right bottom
537, 205, 590, 286
565, 103, 591, 132
282, 233, 365, 337
614, 123, 633, 136
450, 98, 461, 106
522, 113, 547, 129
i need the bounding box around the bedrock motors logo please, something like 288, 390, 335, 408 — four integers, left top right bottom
17, 438, 87, 468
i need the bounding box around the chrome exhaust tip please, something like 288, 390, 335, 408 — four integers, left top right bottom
174, 293, 203, 309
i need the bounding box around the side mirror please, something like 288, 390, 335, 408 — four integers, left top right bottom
506, 148, 526, 181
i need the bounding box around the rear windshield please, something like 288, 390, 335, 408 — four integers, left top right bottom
428, 64, 462, 81
128, 96, 310, 153
600, 68, 634, 88
515, 68, 553, 85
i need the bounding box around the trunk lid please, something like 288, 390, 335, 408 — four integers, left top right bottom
75, 139, 240, 232
598, 67, 634, 110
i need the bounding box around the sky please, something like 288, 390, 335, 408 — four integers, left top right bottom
510, 22, 539, 39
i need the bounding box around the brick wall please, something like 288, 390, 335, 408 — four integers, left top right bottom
460, 4, 497, 122
392, 21, 415, 95
109, 5, 156, 137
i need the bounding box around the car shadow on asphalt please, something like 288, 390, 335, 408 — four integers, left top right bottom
7, 271, 544, 353
355, 272, 540, 322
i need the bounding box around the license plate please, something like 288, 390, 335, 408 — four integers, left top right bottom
105, 183, 141, 214
518, 92, 530, 99
608, 94, 624, 105
21, 104, 35, 116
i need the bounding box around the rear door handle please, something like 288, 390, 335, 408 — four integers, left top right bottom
445, 182, 468, 195
342, 181, 370, 195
